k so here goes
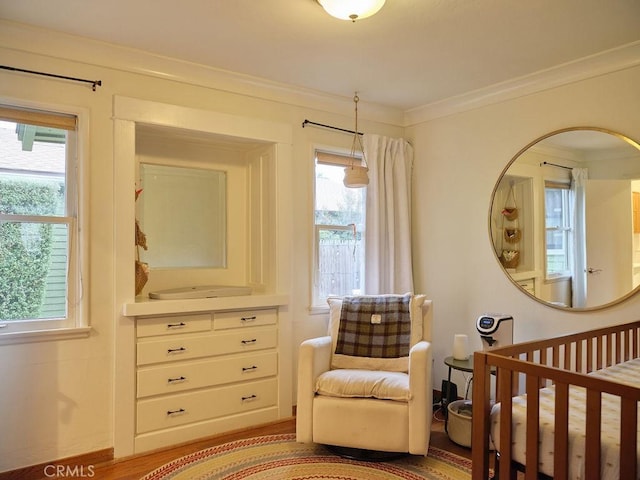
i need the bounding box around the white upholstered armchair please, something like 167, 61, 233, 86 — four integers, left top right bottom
296, 294, 433, 456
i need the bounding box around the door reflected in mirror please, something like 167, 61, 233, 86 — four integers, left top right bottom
138, 163, 227, 269
490, 127, 640, 310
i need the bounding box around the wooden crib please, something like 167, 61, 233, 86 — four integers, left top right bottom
471, 320, 640, 480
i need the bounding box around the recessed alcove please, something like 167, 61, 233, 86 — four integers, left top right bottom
134, 123, 274, 295
113, 96, 293, 457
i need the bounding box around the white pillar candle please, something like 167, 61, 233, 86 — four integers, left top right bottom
452, 334, 470, 360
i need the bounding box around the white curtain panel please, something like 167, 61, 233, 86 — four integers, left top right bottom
571, 168, 588, 308
363, 134, 414, 294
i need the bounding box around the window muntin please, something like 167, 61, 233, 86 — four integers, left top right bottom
313, 152, 366, 307
0, 106, 80, 334
544, 182, 572, 278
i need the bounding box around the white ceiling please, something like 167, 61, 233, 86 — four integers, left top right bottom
1, 0, 639, 111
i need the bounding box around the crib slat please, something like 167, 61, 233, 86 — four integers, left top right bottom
553, 383, 569, 480
596, 335, 604, 370
575, 340, 583, 373
471, 352, 493, 480
539, 348, 547, 388
552, 345, 560, 368
563, 342, 570, 370
525, 376, 540, 480
586, 338, 594, 373
620, 397, 638, 479
584, 389, 602, 480
498, 368, 513, 480
606, 333, 613, 367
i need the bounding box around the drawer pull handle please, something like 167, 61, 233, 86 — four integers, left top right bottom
167, 347, 187, 354
242, 394, 257, 401
167, 408, 186, 416
241, 339, 257, 345
241, 316, 257, 322
242, 365, 258, 372
167, 322, 186, 329
168, 376, 187, 383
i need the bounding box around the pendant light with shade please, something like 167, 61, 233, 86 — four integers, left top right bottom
343, 94, 369, 188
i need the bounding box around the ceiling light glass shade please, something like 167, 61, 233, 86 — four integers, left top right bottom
343, 165, 369, 188
318, 0, 386, 21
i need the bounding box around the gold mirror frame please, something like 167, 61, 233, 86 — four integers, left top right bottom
489, 127, 640, 311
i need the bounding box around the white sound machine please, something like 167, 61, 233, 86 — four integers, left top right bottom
476, 314, 513, 349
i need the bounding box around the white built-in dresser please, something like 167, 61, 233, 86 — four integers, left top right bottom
122, 294, 290, 453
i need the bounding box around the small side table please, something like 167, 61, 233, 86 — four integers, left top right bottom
443, 355, 474, 432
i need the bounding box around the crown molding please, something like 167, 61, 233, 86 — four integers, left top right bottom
404, 41, 640, 127
0, 20, 403, 126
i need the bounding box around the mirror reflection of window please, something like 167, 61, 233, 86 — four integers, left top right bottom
544, 182, 572, 279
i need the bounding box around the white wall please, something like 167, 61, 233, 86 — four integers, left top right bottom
408, 65, 640, 390
0, 20, 639, 472
0, 23, 403, 471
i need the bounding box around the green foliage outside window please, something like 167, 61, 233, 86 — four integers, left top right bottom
0, 179, 58, 320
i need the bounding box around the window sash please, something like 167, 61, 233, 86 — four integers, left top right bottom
312, 151, 366, 308
0, 104, 80, 336
544, 185, 572, 278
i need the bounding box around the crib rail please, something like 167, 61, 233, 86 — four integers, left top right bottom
471, 320, 640, 480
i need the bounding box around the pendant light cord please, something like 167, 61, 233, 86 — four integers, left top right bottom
350, 93, 367, 167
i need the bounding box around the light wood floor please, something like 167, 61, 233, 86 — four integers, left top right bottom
8, 408, 472, 480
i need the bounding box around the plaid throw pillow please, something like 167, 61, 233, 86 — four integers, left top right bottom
335, 294, 411, 359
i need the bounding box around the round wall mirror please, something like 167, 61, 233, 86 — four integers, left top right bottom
490, 127, 640, 310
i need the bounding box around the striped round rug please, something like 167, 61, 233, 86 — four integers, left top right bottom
140, 434, 473, 480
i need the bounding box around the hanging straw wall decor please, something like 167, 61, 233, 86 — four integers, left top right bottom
499, 183, 520, 268
503, 227, 521, 244
501, 184, 518, 220
135, 188, 149, 295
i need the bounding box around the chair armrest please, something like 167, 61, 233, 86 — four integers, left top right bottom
296, 335, 332, 442
408, 340, 433, 455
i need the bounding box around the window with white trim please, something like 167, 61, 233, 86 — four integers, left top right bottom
544, 181, 573, 278
312, 149, 366, 307
0, 105, 82, 334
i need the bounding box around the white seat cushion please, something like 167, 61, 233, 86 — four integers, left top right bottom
315, 369, 410, 402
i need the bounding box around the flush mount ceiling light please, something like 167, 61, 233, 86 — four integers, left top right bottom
317, 0, 386, 22
343, 93, 369, 188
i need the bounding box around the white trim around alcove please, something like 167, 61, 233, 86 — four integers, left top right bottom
112, 96, 293, 457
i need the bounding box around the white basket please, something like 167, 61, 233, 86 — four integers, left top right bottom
447, 400, 472, 447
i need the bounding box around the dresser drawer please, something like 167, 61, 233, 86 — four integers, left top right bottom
137, 350, 278, 398
213, 308, 276, 330
516, 278, 535, 294
137, 326, 277, 365
136, 378, 278, 434
136, 313, 212, 338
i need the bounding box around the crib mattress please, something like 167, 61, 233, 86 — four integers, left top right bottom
490, 357, 640, 479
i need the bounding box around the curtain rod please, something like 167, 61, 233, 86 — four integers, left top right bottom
540, 161, 572, 170
302, 119, 363, 136
0, 65, 102, 91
